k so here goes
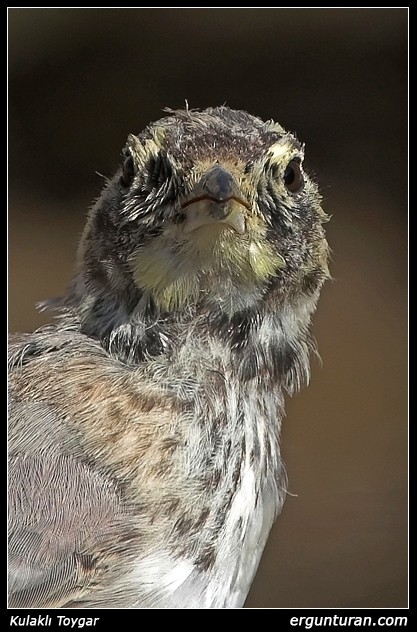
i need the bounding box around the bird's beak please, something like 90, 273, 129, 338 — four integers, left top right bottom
181, 163, 249, 235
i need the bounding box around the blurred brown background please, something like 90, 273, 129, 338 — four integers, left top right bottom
8, 9, 407, 608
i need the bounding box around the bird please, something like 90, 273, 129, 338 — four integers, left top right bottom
8, 105, 330, 609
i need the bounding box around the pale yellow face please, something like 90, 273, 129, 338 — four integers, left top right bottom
128, 131, 297, 312
130, 131, 299, 310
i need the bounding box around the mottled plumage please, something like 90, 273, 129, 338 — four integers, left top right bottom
8, 106, 330, 608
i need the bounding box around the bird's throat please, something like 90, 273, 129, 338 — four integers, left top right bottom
130, 231, 286, 312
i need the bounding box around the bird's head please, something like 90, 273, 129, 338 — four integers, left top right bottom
66, 107, 329, 347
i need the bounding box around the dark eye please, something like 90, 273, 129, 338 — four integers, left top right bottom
283, 160, 302, 192
120, 155, 135, 187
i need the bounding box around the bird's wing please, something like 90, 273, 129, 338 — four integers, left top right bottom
7, 333, 183, 608
7, 390, 139, 608
7, 399, 208, 609
8, 447, 132, 608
